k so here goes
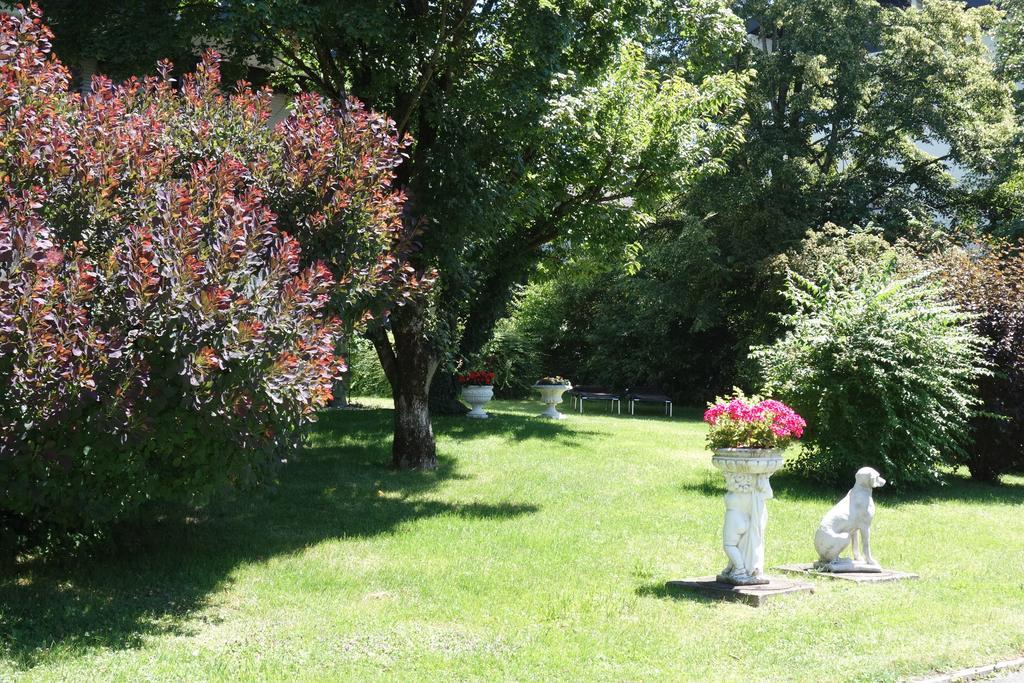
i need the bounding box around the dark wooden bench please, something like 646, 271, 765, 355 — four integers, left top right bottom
568, 385, 621, 414
625, 388, 673, 417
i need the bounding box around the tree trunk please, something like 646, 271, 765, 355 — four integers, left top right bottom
0, 513, 20, 567
430, 370, 468, 415
329, 377, 349, 408
392, 390, 436, 469
367, 302, 439, 469
329, 334, 350, 408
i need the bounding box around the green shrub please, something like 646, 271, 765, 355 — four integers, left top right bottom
347, 336, 392, 398
479, 319, 544, 398
768, 224, 921, 286
752, 253, 987, 487
491, 218, 775, 400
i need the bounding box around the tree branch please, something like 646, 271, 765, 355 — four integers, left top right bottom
312, 34, 347, 101
394, 0, 497, 139
263, 31, 337, 95
365, 325, 398, 387
860, 153, 952, 210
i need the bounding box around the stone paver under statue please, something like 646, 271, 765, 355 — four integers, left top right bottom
775, 564, 918, 583
665, 576, 814, 607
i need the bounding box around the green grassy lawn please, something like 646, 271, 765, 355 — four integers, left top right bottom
3, 399, 1023, 681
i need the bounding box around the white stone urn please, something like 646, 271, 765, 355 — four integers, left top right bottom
711, 448, 785, 586
460, 384, 494, 419
533, 382, 571, 419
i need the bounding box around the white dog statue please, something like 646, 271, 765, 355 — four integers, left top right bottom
813, 467, 886, 572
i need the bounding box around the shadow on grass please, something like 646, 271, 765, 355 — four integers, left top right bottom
435, 414, 603, 445
327, 400, 602, 446
675, 463, 1024, 508
0, 407, 537, 670
768, 469, 1024, 507
634, 581, 719, 605
677, 470, 726, 498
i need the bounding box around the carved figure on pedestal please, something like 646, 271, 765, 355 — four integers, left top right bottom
703, 394, 804, 590
718, 471, 773, 586
814, 467, 886, 572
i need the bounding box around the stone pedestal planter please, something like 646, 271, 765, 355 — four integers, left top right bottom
460, 385, 494, 419
533, 383, 571, 419
711, 448, 785, 586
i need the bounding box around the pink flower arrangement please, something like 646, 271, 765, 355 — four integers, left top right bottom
704, 393, 806, 450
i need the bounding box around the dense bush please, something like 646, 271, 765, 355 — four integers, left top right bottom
932, 242, 1024, 481
479, 315, 545, 398
753, 244, 987, 487
490, 221, 741, 401
767, 225, 921, 289
346, 335, 392, 398
0, 6, 412, 550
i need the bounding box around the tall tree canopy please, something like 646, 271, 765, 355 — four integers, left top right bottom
42, 0, 1017, 467
665, 0, 1015, 380
193, 0, 748, 468
497, 0, 1021, 397
973, 0, 1024, 238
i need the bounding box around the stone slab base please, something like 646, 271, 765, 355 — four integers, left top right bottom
665, 576, 814, 607
775, 563, 919, 583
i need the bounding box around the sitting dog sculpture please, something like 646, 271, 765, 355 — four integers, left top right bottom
813, 467, 886, 572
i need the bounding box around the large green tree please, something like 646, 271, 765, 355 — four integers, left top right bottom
690, 0, 1014, 344
969, 0, 1024, 239
203, 0, 747, 468
500, 0, 1020, 398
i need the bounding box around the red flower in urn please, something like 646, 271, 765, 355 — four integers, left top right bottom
457, 370, 495, 386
